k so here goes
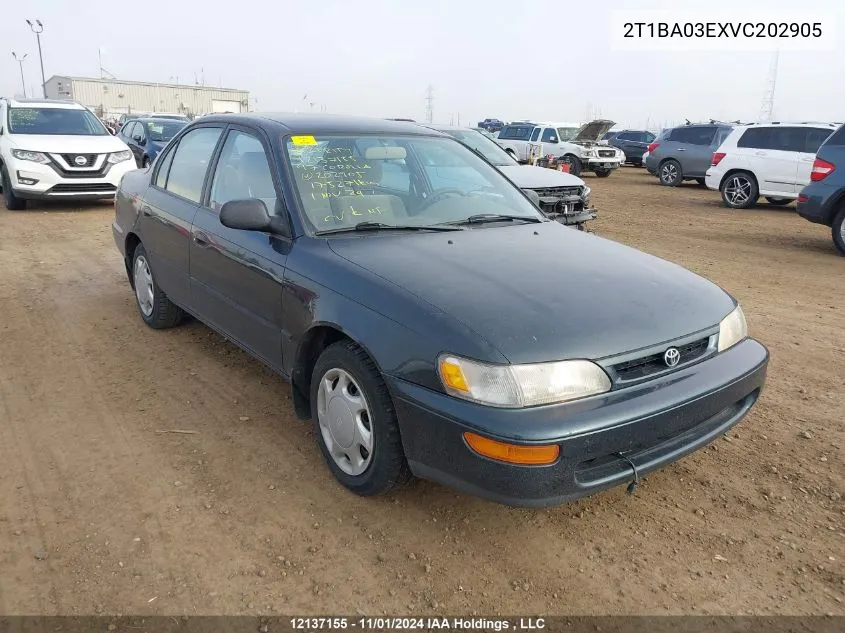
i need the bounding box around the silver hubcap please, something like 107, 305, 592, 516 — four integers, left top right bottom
839, 219, 845, 244
724, 176, 752, 206
316, 368, 373, 476
133, 256, 154, 317
661, 163, 678, 182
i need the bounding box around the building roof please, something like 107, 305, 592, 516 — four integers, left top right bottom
197, 112, 445, 136
46, 75, 248, 93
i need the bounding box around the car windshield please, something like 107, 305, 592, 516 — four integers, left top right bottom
440, 129, 516, 167
8, 107, 109, 135
145, 120, 186, 142
284, 134, 542, 234
557, 127, 580, 141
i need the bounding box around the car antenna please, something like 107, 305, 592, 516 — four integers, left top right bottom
616, 452, 640, 495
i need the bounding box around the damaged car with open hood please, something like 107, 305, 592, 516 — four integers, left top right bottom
497, 119, 624, 177
112, 113, 769, 508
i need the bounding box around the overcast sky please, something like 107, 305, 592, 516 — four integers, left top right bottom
2, 0, 842, 130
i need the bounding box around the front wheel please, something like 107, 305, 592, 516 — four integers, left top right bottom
832, 207, 845, 256
311, 341, 411, 496
720, 172, 759, 209
131, 244, 184, 328
658, 159, 682, 186
1, 166, 27, 210
560, 155, 582, 176
765, 197, 791, 206
594, 169, 612, 178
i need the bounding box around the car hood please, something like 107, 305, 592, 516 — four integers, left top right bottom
327, 223, 735, 364
498, 165, 585, 189
8, 134, 130, 153
574, 119, 616, 143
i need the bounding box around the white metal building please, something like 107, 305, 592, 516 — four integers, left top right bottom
44, 75, 250, 119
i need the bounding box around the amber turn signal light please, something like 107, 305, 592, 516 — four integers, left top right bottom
463, 432, 559, 465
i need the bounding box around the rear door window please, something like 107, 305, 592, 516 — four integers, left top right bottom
804, 127, 834, 154
737, 128, 772, 149
530, 127, 541, 142
670, 126, 716, 145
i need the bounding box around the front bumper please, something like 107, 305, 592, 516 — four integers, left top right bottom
7, 157, 136, 200
388, 338, 768, 507
584, 156, 622, 169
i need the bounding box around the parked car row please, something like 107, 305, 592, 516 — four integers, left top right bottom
643, 119, 845, 254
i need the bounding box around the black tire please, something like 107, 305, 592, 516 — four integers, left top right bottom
720, 172, 759, 209
765, 197, 791, 206
832, 207, 845, 256
1, 166, 27, 210
594, 169, 612, 178
658, 159, 682, 186
130, 244, 184, 328
695, 178, 706, 186
310, 340, 412, 496
560, 155, 582, 177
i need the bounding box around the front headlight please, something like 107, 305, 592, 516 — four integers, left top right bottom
108, 150, 133, 164
582, 149, 595, 157
581, 185, 592, 201
438, 354, 611, 408
718, 304, 748, 352
11, 149, 50, 164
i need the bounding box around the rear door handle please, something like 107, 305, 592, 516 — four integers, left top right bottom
677, 148, 686, 151
193, 233, 211, 247
755, 151, 767, 156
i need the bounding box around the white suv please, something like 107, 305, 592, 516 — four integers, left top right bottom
0, 98, 135, 210
705, 122, 837, 209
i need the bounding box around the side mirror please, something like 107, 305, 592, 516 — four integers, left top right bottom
220, 198, 282, 233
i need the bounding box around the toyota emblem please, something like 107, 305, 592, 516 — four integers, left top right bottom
74, 155, 87, 166
663, 347, 681, 367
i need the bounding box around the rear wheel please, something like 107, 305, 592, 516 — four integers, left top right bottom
560, 155, 582, 176
594, 169, 612, 178
658, 159, 682, 186
131, 244, 184, 328
720, 172, 759, 209
765, 197, 791, 206
832, 207, 845, 256
310, 341, 411, 496
1, 166, 27, 210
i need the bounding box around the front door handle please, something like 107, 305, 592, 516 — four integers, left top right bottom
193, 233, 211, 247
141, 206, 152, 217
677, 148, 686, 151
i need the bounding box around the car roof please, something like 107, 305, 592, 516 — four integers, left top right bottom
6, 98, 84, 110
134, 117, 187, 124
729, 121, 839, 130
195, 112, 443, 137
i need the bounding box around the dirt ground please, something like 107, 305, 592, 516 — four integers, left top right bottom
0, 167, 842, 617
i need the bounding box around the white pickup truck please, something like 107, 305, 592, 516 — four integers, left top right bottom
495, 119, 624, 177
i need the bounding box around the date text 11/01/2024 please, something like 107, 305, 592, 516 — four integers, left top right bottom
290, 617, 547, 630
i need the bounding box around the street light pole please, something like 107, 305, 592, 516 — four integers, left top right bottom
12, 52, 28, 98
26, 19, 46, 98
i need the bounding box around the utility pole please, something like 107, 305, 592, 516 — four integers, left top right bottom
26, 20, 46, 97
12, 52, 28, 97
758, 50, 779, 122
424, 85, 434, 123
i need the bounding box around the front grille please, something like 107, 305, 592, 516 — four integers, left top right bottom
598, 150, 615, 158
612, 337, 711, 382
50, 183, 116, 193
530, 186, 583, 198
61, 153, 98, 168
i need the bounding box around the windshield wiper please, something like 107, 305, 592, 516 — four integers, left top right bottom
444, 213, 545, 226
315, 221, 464, 235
